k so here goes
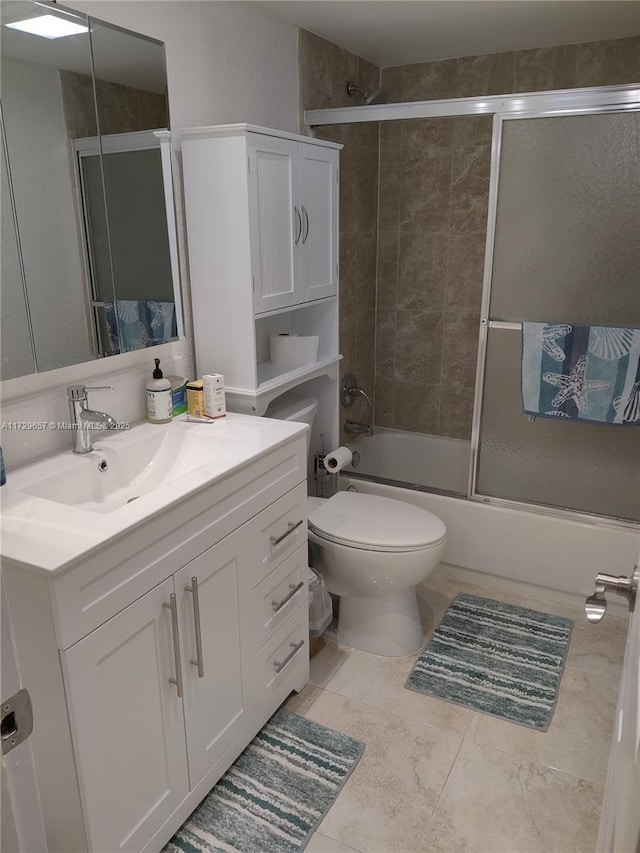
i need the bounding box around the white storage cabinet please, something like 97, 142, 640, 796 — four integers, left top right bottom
181, 124, 342, 415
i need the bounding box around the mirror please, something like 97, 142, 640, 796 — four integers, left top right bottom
0, 1, 182, 381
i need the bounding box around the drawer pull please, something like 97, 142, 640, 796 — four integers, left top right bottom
271, 581, 305, 613
273, 640, 305, 674
162, 594, 183, 698
185, 577, 205, 678
270, 519, 304, 547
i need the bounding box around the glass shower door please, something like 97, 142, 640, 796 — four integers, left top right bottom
475, 110, 640, 522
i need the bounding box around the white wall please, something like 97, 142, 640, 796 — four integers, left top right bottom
0, 0, 299, 470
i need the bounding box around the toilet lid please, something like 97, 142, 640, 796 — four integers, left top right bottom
308, 492, 446, 552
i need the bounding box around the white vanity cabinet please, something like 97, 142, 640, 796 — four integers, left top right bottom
181, 124, 342, 415
2, 424, 310, 853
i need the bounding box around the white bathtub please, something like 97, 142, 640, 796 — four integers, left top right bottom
341, 474, 639, 617
348, 428, 471, 494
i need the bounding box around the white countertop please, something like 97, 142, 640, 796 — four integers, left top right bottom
0, 413, 307, 575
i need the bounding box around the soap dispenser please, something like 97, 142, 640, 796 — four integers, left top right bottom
146, 358, 173, 423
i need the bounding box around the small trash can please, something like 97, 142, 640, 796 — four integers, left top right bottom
308, 567, 332, 658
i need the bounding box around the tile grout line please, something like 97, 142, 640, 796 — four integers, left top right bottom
412, 731, 466, 853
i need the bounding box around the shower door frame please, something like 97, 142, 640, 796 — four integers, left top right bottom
471, 104, 640, 529
305, 83, 640, 530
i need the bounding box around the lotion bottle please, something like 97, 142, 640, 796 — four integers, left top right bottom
146, 358, 172, 423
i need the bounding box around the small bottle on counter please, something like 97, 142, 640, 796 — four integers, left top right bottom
203, 373, 226, 419
146, 359, 173, 423
186, 379, 205, 417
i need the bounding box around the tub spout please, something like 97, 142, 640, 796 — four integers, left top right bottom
344, 420, 374, 437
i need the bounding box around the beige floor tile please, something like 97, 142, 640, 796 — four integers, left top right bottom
562, 612, 626, 681
420, 740, 603, 853
302, 691, 462, 853
472, 667, 617, 785
323, 647, 475, 737
284, 682, 322, 715
306, 832, 363, 853
310, 638, 352, 687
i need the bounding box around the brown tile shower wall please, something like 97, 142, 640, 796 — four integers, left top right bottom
300, 31, 639, 442
299, 30, 381, 436
377, 35, 640, 440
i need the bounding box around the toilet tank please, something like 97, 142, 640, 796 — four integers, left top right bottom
264, 391, 318, 452
264, 391, 318, 427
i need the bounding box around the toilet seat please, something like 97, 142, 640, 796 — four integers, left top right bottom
308, 491, 446, 553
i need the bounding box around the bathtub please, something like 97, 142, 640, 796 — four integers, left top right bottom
348, 427, 471, 494
340, 471, 640, 617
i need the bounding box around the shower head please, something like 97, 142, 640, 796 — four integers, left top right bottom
346, 81, 388, 106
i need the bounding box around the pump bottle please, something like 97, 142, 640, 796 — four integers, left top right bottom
146, 358, 172, 423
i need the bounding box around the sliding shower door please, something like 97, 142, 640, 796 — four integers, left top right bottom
475, 110, 640, 522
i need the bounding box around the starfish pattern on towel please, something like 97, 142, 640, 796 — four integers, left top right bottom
534, 324, 573, 361
543, 355, 609, 412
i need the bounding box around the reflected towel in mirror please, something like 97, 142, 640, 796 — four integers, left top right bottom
104, 300, 177, 354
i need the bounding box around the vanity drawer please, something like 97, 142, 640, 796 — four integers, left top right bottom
243, 481, 308, 588
246, 544, 308, 652
252, 603, 309, 720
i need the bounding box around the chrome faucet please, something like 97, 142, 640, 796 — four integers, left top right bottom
67, 384, 117, 454
344, 420, 374, 437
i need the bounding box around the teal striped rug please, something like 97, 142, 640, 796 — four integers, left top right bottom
164, 709, 364, 853
406, 593, 573, 731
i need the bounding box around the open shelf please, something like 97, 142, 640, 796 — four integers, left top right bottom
226, 354, 342, 415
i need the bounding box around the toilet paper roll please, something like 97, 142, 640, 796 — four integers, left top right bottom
270, 333, 319, 366
324, 446, 353, 474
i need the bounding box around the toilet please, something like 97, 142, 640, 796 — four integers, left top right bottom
265, 392, 447, 657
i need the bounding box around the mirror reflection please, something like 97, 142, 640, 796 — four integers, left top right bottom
0, 1, 181, 381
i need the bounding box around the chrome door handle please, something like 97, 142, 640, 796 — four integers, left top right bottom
301, 206, 309, 243
271, 581, 305, 613
270, 519, 304, 547
294, 206, 302, 244
163, 593, 184, 697
185, 577, 204, 677
585, 565, 639, 623
273, 640, 305, 673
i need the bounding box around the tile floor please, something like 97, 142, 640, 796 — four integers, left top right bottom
286, 572, 628, 853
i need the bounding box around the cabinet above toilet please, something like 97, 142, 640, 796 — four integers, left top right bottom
181, 124, 342, 414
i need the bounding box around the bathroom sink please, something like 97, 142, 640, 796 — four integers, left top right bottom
13, 417, 254, 515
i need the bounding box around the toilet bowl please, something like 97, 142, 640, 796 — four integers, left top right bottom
308, 492, 446, 656
265, 391, 447, 657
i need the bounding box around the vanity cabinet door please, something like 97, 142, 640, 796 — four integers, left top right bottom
61, 578, 189, 853
297, 141, 338, 303
248, 134, 300, 314
176, 529, 249, 790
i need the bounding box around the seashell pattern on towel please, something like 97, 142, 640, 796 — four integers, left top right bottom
589, 327, 637, 360
613, 382, 640, 424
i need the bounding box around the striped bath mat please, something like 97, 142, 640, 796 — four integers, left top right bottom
406, 593, 573, 731
164, 709, 364, 852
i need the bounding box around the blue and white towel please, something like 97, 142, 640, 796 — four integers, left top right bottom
104, 300, 177, 354
522, 323, 640, 425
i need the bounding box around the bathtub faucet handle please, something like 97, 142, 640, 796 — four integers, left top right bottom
341, 373, 372, 409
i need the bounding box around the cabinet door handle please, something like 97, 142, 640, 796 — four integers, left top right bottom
294, 206, 302, 245
271, 580, 305, 613
269, 519, 304, 547
185, 577, 205, 678
163, 594, 183, 698
273, 640, 305, 673
301, 206, 309, 244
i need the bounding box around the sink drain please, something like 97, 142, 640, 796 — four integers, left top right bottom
126, 496, 140, 504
